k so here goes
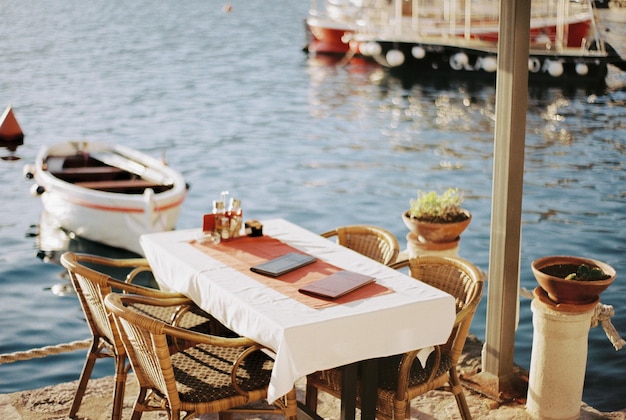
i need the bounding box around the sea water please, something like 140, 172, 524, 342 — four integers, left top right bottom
1, 0, 625, 412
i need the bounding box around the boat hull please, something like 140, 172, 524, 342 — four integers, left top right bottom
369, 41, 610, 84
30, 142, 187, 255
304, 0, 625, 84
305, 17, 352, 55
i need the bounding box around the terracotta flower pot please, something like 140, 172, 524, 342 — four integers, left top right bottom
531, 256, 616, 305
402, 210, 471, 243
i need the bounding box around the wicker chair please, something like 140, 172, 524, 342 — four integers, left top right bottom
305, 255, 484, 420
104, 293, 298, 419
320, 225, 400, 266
60, 251, 220, 420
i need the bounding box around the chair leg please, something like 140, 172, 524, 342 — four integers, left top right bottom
449, 369, 472, 420
284, 388, 299, 420
305, 379, 319, 413
393, 398, 408, 420
69, 339, 99, 418
130, 387, 148, 420
111, 354, 127, 420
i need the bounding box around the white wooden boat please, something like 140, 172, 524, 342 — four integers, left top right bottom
24, 141, 187, 255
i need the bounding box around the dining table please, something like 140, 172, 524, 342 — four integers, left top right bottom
140, 218, 456, 419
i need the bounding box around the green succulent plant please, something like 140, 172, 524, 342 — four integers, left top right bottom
564, 264, 610, 281
408, 188, 469, 223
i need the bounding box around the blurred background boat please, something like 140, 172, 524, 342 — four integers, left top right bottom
305, 0, 626, 84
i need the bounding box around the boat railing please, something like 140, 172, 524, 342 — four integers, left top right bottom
354, 0, 598, 50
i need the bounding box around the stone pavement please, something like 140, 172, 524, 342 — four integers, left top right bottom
2, 336, 625, 420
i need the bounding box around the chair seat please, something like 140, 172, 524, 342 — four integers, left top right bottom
173, 344, 273, 404
311, 352, 452, 394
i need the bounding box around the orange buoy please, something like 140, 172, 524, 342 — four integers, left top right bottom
0, 105, 24, 143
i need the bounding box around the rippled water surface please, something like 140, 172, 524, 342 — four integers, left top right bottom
1, 0, 625, 412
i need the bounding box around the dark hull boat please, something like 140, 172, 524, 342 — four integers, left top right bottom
304, 0, 626, 84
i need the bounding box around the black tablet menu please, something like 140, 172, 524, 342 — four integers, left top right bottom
250, 252, 317, 277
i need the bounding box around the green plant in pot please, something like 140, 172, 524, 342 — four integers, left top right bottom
531, 256, 616, 305
402, 187, 472, 244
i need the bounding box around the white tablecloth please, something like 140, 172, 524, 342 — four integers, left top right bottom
140, 219, 456, 403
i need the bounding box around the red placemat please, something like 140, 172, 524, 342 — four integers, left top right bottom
191, 235, 392, 309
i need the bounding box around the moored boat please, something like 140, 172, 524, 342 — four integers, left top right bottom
305, 0, 626, 84
24, 141, 187, 255
304, 0, 360, 55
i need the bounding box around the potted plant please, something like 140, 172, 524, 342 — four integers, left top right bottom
402, 187, 472, 244
531, 255, 616, 305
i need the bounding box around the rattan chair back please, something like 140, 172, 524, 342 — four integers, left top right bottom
60, 251, 210, 420
321, 225, 400, 266
105, 293, 298, 419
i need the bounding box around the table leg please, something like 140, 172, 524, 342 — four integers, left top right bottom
340, 363, 358, 420
360, 358, 379, 420
340, 359, 379, 420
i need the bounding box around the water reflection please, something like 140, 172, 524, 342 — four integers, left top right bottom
31, 211, 139, 267
28, 210, 148, 297
0, 141, 23, 161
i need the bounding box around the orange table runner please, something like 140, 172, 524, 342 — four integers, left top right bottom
191, 235, 392, 309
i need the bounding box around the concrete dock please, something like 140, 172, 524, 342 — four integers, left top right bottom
2, 335, 625, 420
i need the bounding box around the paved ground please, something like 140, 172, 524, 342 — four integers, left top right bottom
2, 336, 625, 419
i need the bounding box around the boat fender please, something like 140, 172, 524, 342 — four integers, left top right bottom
411, 46, 426, 59
545, 59, 564, 77
23, 163, 35, 179
450, 52, 469, 70
576, 63, 589, 76
528, 57, 541, 73
386, 50, 404, 67
361, 42, 381, 57
481, 56, 498, 72
30, 184, 45, 196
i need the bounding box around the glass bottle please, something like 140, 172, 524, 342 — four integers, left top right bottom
228, 198, 242, 238
212, 200, 226, 239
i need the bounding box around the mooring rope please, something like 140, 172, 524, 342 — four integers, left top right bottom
591, 303, 626, 351
0, 338, 91, 365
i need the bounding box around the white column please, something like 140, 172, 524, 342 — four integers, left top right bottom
405, 232, 459, 258
526, 297, 595, 420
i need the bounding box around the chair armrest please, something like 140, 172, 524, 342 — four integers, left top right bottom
72, 253, 150, 269
125, 265, 153, 283
108, 276, 187, 299
389, 259, 409, 270
320, 230, 336, 238
111, 294, 255, 348
395, 346, 442, 397
230, 343, 275, 395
